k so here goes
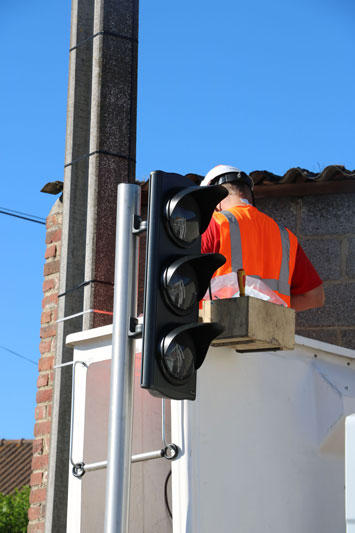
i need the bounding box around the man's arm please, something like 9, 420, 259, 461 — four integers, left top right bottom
291, 284, 325, 312
291, 244, 325, 311
201, 216, 220, 254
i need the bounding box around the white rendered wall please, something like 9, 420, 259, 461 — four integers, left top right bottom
171, 336, 355, 533
66, 325, 172, 533
346, 414, 355, 532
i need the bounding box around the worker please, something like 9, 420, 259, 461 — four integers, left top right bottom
200, 165, 325, 311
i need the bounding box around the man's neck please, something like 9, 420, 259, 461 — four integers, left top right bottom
221, 194, 251, 209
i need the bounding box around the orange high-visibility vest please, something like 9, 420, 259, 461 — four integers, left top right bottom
212, 205, 298, 307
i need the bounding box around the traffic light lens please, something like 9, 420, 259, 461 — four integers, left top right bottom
169, 196, 200, 245
163, 341, 194, 381
165, 263, 198, 312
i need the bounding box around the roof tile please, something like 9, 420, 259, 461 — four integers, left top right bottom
0, 439, 33, 494
250, 165, 355, 185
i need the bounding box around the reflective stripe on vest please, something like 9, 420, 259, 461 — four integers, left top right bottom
220, 210, 291, 300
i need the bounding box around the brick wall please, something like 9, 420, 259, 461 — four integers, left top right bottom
257, 192, 355, 349
28, 199, 62, 532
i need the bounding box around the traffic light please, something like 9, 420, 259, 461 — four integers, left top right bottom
141, 170, 228, 400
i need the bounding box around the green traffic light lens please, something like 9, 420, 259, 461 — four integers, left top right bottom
165, 262, 198, 312
168, 196, 201, 246
163, 340, 194, 381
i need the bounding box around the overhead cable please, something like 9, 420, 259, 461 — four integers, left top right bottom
0, 207, 46, 225
0, 344, 37, 366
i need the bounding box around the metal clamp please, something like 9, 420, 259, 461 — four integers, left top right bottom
132, 215, 147, 235
72, 462, 86, 478
128, 317, 143, 339
163, 443, 179, 461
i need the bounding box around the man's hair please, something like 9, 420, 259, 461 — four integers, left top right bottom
223, 181, 254, 204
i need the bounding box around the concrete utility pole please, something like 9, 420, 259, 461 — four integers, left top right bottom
45, 1, 139, 531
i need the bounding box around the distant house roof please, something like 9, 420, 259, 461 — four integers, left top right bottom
138, 165, 355, 202
0, 439, 33, 494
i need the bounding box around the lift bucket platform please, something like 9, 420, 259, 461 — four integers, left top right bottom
200, 296, 295, 351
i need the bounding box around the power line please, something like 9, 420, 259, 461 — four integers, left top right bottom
0, 211, 46, 225
0, 206, 46, 221
0, 207, 46, 225
0, 345, 37, 366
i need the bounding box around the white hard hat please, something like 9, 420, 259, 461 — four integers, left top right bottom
200, 164, 254, 190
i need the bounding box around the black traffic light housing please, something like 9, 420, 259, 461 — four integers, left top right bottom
141, 170, 228, 400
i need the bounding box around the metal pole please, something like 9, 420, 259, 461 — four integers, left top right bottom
104, 183, 140, 533
84, 450, 164, 474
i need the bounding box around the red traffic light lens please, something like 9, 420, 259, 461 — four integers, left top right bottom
167, 195, 201, 246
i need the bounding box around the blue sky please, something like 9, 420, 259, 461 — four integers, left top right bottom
1, 0, 354, 438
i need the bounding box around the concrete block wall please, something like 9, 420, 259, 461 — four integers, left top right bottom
257, 192, 355, 349
28, 200, 62, 532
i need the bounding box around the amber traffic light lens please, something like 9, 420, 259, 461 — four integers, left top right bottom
163, 340, 194, 381
165, 262, 198, 312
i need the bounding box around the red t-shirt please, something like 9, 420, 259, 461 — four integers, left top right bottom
201, 216, 322, 295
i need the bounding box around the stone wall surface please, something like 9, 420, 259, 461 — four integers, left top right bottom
258, 192, 355, 349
